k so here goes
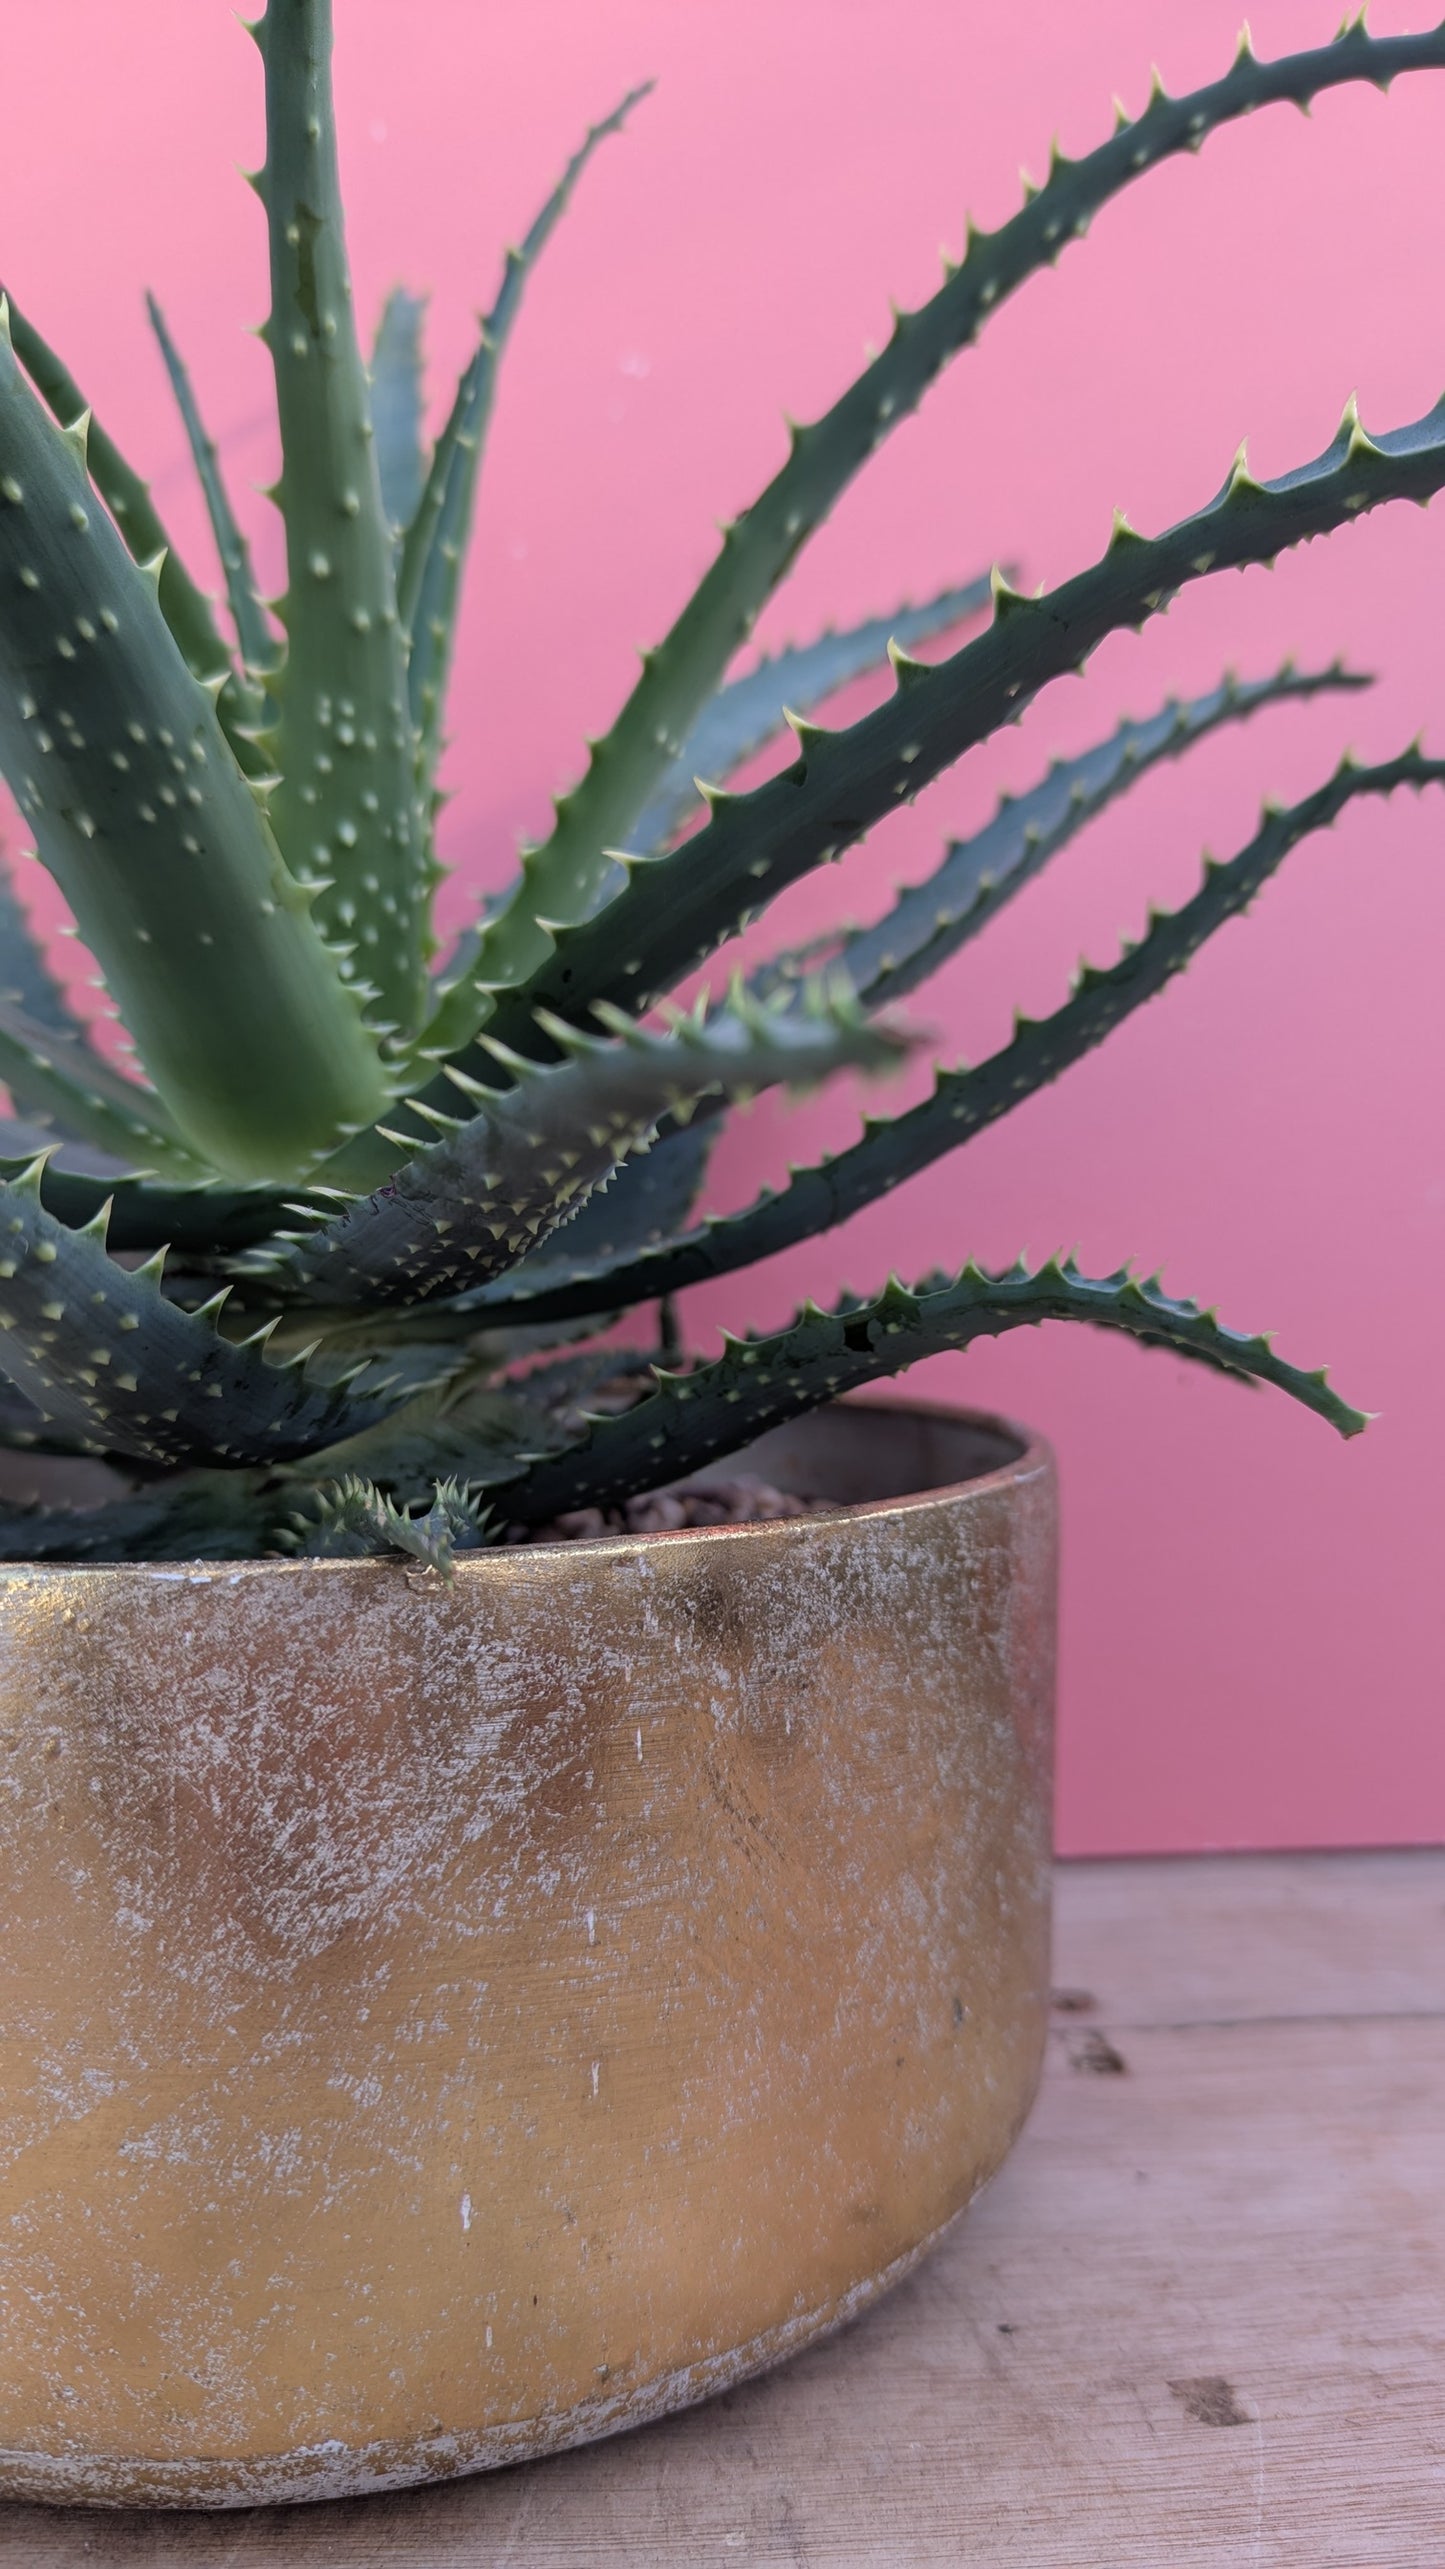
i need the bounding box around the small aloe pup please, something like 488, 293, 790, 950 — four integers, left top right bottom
0, 5, 1441, 1569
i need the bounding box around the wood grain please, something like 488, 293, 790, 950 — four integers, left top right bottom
3, 1849, 1441, 2566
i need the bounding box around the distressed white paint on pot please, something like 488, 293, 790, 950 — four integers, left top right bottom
0, 1400, 1056, 2509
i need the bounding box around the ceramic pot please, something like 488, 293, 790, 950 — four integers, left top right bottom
0, 1398, 1056, 2509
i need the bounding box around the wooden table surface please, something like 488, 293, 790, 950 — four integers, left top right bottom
3, 1848, 1440, 2567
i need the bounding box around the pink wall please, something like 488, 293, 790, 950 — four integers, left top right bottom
1, 3, 1441, 1853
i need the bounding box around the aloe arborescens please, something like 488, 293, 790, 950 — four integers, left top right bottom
0, 4, 1441, 1567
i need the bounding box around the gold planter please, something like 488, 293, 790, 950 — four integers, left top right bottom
0, 1399, 1056, 2510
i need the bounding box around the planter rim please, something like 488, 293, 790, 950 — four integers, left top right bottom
0, 1396, 1052, 1584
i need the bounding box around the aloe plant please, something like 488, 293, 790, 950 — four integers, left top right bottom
0, 3, 1439, 1568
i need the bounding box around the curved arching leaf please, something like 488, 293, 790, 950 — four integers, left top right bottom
437, 393, 1445, 1085
429, 15, 1445, 1042
460, 745, 1445, 1326
482, 1257, 1366, 1529
757, 659, 1369, 1012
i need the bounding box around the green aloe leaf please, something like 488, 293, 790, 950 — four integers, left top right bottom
0, 859, 108, 1125
0, 299, 393, 1180
756, 659, 1369, 1012
257, 0, 431, 1030
432, 579, 996, 1022
443, 388, 1445, 1072
433, 14, 1445, 1039
0, 1472, 280, 1560
284, 1344, 653, 1506
369, 287, 428, 538
0, 1163, 425, 1467
0, 999, 205, 1177
251, 985, 911, 1308
462, 743, 1445, 1326
1, 291, 268, 771
481, 1257, 1366, 1529
277, 1471, 486, 1569
397, 83, 651, 792
0, 1153, 318, 1256
145, 292, 280, 695
500, 1105, 724, 1292
622, 573, 995, 860
0, 1119, 118, 1171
